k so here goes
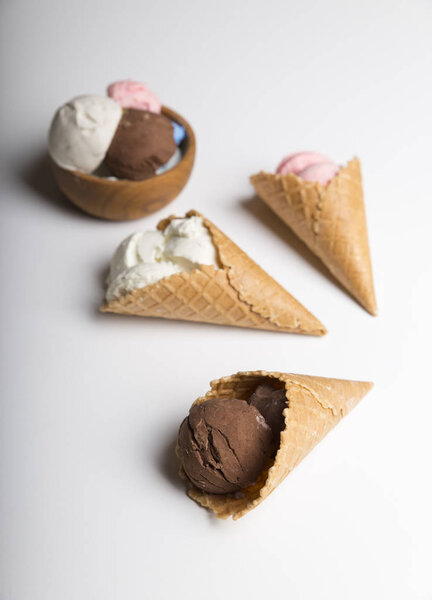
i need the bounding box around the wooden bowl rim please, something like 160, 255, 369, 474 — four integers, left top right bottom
55, 105, 195, 186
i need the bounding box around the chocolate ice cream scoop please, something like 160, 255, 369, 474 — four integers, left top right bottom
105, 109, 176, 180
178, 398, 273, 495
248, 383, 287, 449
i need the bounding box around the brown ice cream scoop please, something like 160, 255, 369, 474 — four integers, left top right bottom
177, 398, 274, 495
248, 384, 287, 451
105, 109, 176, 180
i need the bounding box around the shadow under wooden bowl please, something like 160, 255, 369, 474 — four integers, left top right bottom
50, 106, 196, 221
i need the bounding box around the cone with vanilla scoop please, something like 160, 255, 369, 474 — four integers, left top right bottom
176, 370, 373, 519
250, 152, 377, 315
100, 210, 326, 335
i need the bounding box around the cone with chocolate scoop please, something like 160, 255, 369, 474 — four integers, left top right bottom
100, 210, 326, 335
250, 158, 377, 315
180, 370, 373, 520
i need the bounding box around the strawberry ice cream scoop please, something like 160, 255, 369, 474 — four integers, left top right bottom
107, 80, 161, 113
296, 162, 340, 185
276, 151, 339, 186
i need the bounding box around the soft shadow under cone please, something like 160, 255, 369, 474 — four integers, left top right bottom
183, 371, 373, 520
100, 210, 326, 335
250, 159, 377, 315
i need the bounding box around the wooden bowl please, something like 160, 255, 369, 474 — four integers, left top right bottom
50, 106, 196, 221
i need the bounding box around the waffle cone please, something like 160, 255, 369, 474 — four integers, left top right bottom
100, 210, 326, 335
250, 158, 377, 315
181, 370, 372, 520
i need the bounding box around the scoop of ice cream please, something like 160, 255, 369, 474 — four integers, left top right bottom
107, 80, 161, 113
48, 95, 122, 173
106, 261, 182, 299
105, 109, 176, 180
276, 151, 339, 185
163, 216, 218, 270
107, 230, 165, 284
276, 152, 329, 175
248, 384, 287, 451
105, 216, 219, 301
296, 162, 340, 185
178, 398, 273, 494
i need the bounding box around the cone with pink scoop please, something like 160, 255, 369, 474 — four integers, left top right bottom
176, 370, 373, 520
250, 152, 377, 315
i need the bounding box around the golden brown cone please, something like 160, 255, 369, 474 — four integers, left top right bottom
250, 158, 377, 315
100, 210, 326, 335
181, 370, 373, 520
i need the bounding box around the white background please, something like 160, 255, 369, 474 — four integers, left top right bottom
1, 1, 431, 598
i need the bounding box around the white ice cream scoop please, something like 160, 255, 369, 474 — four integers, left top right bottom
106, 216, 219, 301
48, 95, 122, 173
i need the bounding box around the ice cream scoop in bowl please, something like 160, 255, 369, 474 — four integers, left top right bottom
49, 83, 195, 221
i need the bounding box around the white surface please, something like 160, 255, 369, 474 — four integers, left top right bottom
1, 1, 431, 599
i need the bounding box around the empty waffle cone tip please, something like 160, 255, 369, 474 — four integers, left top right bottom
250, 158, 377, 315
180, 370, 373, 520
100, 210, 326, 335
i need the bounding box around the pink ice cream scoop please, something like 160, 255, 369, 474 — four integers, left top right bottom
276, 151, 339, 186
107, 80, 161, 113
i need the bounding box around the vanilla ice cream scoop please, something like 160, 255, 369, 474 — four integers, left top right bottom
48, 95, 122, 173
163, 216, 218, 270
106, 216, 219, 301
107, 230, 165, 284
